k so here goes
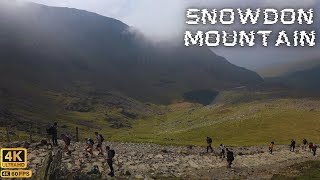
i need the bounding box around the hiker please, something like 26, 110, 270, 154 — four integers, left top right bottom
226, 148, 234, 168
49, 122, 58, 146
269, 142, 274, 154
311, 143, 317, 156
309, 142, 314, 152
95, 132, 104, 155
302, 139, 308, 150
290, 140, 296, 152
206, 137, 213, 153
47, 123, 58, 146
106, 146, 115, 177
84, 138, 94, 157
220, 144, 225, 158
61, 134, 71, 155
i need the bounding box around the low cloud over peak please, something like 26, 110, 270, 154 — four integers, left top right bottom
18, 0, 320, 70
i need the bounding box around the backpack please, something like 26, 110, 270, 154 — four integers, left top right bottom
110, 150, 115, 158
208, 138, 212, 144
227, 151, 234, 161
99, 134, 105, 142
46, 126, 54, 135
303, 139, 307, 144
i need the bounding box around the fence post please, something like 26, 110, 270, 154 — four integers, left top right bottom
76, 127, 79, 142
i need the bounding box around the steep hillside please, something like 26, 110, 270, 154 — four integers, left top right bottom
106, 90, 320, 146
0, 1, 262, 105
0, 1, 264, 138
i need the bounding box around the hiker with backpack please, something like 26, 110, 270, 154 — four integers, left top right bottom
220, 144, 225, 158
290, 140, 296, 152
226, 148, 234, 168
302, 139, 308, 150
269, 142, 274, 154
95, 132, 104, 155
206, 137, 213, 153
47, 122, 58, 146
106, 146, 115, 177
61, 134, 71, 155
84, 138, 95, 157
309, 142, 314, 152
311, 143, 317, 156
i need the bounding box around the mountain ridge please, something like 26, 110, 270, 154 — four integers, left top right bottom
0, 1, 263, 104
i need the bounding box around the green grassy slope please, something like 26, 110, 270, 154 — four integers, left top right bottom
108, 90, 320, 146
2, 89, 320, 147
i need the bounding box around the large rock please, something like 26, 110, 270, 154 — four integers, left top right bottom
188, 160, 200, 169
155, 154, 164, 159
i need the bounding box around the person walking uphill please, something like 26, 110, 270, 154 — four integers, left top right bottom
226, 148, 234, 168
206, 137, 213, 153
84, 138, 95, 157
269, 142, 274, 154
106, 146, 115, 177
290, 140, 296, 152
309, 142, 314, 152
61, 134, 71, 155
220, 144, 225, 158
302, 139, 308, 150
95, 132, 104, 155
312, 143, 317, 156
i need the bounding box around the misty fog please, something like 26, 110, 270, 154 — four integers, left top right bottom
15, 0, 320, 70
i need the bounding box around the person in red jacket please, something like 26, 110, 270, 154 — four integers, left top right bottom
61, 134, 71, 155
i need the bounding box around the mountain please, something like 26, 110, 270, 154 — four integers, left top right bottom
259, 56, 320, 92
0, 1, 262, 104
270, 62, 320, 91
258, 58, 320, 78
0, 1, 265, 137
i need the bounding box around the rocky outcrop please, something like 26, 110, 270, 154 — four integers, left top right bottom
30, 150, 62, 180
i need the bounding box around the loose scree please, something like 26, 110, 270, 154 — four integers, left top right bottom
184, 8, 316, 47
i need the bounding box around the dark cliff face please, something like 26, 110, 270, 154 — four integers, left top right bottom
0, 1, 263, 104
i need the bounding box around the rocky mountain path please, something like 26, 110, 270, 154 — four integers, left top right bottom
2, 141, 318, 179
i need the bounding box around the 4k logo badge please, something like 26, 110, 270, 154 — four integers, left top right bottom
1, 148, 27, 168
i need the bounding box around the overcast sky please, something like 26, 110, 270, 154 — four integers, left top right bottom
23, 0, 320, 70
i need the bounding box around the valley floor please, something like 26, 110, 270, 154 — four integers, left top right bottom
5, 141, 319, 180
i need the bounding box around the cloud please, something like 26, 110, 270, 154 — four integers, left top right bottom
25, 0, 318, 40
18, 0, 320, 69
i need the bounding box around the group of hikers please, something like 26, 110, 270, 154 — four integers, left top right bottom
207, 137, 318, 168
44, 122, 318, 176
206, 137, 234, 168
46, 122, 115, 177
288, 139, 317, 156
269, 139, 317, 156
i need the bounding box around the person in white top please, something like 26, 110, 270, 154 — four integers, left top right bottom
220, 144, 225, 158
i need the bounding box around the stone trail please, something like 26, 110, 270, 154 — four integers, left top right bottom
1, 141, 318, 179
